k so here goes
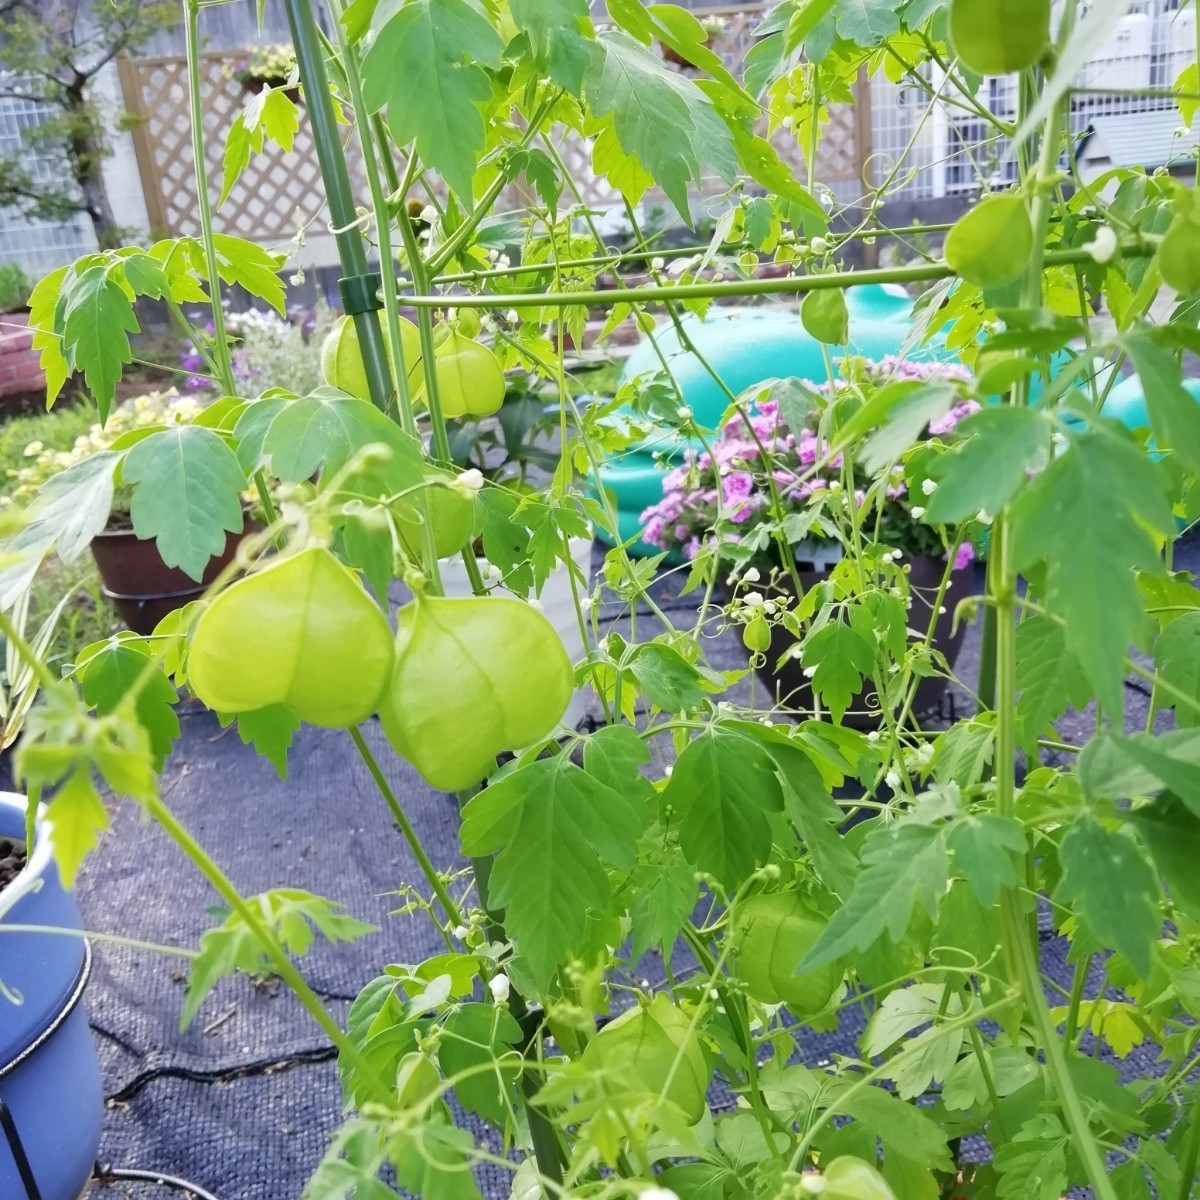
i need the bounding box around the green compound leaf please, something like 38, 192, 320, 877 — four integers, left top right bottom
43, 767, 109, 889
76, 634, 180, 770
585, 31, 737, 219
1009, 425, 1173, 716
925, 407, 1049, 524
1127, 791, 1200, 919
232, 705, 300, 779
662, 726, 784, 891
460, 756, 647, 988
800, 608, 876, 721
27, 265, 70, 407
123, 426, 246, 583
60, 262, 138, 422
362, 0, 503, 200
1122, 333, 1200, 475
1056, 814, 1160, 977
947, 812, 1025, 905
835, 0, 902, 45
437, 1002, 523, 1126
801, 820, 949, 970
1156, 610, 1200, 727
993, 1114, 1069, 1200
393, 1123, 483, 1200
510, 0, 593, 91
1014, 615, 1092, 752
258, 388, 421, 483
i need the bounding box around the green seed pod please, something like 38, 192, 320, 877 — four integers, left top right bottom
379, 595, 573, 791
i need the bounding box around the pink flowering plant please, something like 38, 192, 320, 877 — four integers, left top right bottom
641, 356, 980, 578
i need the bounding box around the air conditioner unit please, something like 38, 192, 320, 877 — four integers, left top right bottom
1161, 4, 1197, 91
1078, 12, 1152, 93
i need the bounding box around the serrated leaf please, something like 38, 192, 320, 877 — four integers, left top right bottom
800, 610, 875, 721
260, 389, 418, 483
628, 846, 699, 960
830, 1079, 953, 1171
584, 31, 736, 219
925, 407, 1048, 524
362, 0, 503, 199
44, 766, 109, 888
993, 1114, 1069, 1200
628, 641, 710, 711
1014, 615, 1091, 750
60, 263, 138, 421
662, 726, 784, 890
836, 0, 902, 44
860, 381, 958, 473
205, 234, 287, 315
393, 1123, 483, 1200
460, 756, 647, 987
27, 266, 69, 406
802, 821, 948, 969
1128, 792, 1200, 918
0, 450, 118, 609
438, 1002, 522, 1125
1156, 610, 1200, 727
1057, 814, 1159, 976
947, 812, 1024, 905
1122, 334, 1200, 475
123, 426, 246, 583
76, 635, 180, 769
511, 0, 592, 91
931, 718, 995, 788
1009, 426, 1172, 716
233, 705, 299, 778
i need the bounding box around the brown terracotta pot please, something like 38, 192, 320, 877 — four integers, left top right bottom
752, 552, 973, 728
90, 523, 246, 635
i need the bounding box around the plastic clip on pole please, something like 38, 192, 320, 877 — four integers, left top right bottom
280, 0, 392, 413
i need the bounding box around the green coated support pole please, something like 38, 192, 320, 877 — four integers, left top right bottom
281, 0, 393, 413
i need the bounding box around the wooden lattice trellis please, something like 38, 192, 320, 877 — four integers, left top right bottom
117, 50, 361, 247
116, 8, 870, 247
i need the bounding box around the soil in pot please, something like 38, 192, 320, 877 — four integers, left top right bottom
91, 520, 247, 635
0, 836, 25, 889
753, 553, 972, 729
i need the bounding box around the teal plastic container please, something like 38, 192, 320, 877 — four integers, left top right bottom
590, 287, 935, 554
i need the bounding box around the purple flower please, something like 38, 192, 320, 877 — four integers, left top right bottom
953, 542, 976, 571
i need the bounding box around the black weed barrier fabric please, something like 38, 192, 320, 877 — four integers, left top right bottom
70, 540, 1194, 1199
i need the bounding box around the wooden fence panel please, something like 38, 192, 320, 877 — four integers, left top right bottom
117, 7, 869, 246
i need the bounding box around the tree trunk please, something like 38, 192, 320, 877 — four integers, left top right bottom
64, 84, 119, 249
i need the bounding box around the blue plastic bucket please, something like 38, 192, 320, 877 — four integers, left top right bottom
0, 793, 102, 1200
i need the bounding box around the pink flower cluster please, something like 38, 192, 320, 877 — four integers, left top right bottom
640, 357, 979, 567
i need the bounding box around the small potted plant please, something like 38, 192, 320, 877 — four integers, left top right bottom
0, 265, 44, 410
4, 390, 250, 634
641, 356, 981, 722
233, 43, 300, 101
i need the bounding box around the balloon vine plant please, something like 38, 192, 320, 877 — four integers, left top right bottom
5, 0, 1200, 1197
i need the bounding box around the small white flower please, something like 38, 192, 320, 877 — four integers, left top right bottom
419, 204, 437, 224
483, 563, 503, 585
1086, 225, 1118, 264
782, 115, 794, 130
1177, 125, 1192, 138
23, 441, 42, 457
819, 190, 834, 209
917, 741, 935, 763
938, 605, 947, 615
506, 309, 520, 325
664, 764, 673, 777
911, 506, 926, 518
456, 467, 485, 493
528, 597, 544, 613
641, 1189, 681, 1200
802, 665, 816, 678
881, 550, 894, 563
867, 730, 880, 743
452, 925, 470, 940
488, 973, 511, 1003
743, 591, 765, 607
650, 256, 666, 272
800, 1175, 827, 1195
579, 597, 592, 615
811, 236, 828, 254
829, 480, 842, 493
676, 405, 693, 421
885, 769, 901, 789
743, 567, 761, 583
487, 248, 500, 262
713, 271, 725, 282
891, 549, 903, 560
921, 479, 938, 496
